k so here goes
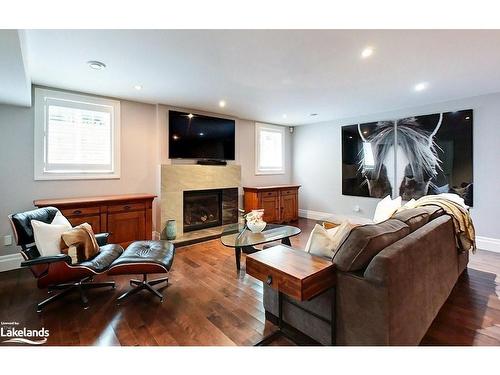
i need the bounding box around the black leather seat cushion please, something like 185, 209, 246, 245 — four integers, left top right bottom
108, 241, 175, 274
79, 244, 124, 273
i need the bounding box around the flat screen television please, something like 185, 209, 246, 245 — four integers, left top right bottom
168, 110, 236, 160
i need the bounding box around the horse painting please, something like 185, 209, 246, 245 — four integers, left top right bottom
357, 114, 443, 200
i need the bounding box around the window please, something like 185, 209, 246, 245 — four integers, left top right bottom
34, 88, 120, 180
255, 122, 285, 175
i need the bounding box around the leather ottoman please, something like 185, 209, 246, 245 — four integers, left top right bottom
108, 240, 175, 302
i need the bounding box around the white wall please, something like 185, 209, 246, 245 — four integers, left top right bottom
0, 100, 158, 256
292, 93, 500, 240
0, 93, 292, 257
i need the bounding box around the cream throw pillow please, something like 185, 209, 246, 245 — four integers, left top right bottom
396, 198, 417, 213
373, 195, 402, 223
305, 221, 356, 258
32, 214, 72, 257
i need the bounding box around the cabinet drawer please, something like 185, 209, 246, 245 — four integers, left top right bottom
108, 202, 145, 213
280, 189, 297, 196
61, 207, 100, 217
246, 259, 282, 291
259, 190, 277, 198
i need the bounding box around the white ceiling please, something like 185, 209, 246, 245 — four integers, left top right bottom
8, 30, 500, 124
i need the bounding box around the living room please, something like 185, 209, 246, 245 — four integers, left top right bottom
1, 1, 500, 374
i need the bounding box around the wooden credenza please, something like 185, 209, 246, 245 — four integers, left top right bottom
243, 185, 300, 224
34, 194, 156, 248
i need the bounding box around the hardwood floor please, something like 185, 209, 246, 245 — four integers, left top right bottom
1, 217, 499, 346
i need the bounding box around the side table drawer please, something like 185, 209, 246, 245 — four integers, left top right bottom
246, 258, 282, 290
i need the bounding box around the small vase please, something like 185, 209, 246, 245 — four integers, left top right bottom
166, 219, 177, 240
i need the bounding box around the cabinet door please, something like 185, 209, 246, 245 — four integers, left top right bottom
61, 207, 102, 232
67, 215, 101, 232
107, 211, 146, 248
260, 193, 279, 223
280, 193, 298, 222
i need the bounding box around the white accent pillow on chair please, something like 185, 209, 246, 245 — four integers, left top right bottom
31, 212, 72, 256
373, 195, 402, 223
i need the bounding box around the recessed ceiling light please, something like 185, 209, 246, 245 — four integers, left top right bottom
310, 113, 318, 117
199, 132, 204, 136
361, 47, 374, 59
219, 100, 226, 108
282, 114, 287, 119
414, 82, 428, 92
187, 113, 194, 119
87, 60, 106, 70
134, 85, 143, 90
172, 135, 179, 140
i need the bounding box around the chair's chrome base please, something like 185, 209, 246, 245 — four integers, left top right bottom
117, 274, 169, 303
39, 277, 115, 312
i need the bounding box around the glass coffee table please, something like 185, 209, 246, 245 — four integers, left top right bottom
220, 223, 301, 270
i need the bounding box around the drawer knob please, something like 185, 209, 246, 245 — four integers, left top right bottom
124, 205, 131, 210
266, 275, 273, 285
73, 210, 82, 215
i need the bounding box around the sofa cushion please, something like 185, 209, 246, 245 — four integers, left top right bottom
391, 208, 430, 232
332, 219, 410, 272
419, 205, 445, 221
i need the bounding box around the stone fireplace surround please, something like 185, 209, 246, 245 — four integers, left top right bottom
160, 164, 241, 242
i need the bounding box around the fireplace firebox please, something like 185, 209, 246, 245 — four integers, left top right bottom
183, 188, 238, 232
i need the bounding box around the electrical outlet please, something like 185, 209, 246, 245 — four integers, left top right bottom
4, 235, 13, 246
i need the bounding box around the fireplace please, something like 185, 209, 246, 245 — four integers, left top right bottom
183, 188, 238, 232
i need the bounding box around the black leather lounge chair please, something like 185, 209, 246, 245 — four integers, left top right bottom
9, 207, 124, 312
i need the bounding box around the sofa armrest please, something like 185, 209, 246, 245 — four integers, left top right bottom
95, 232, 110, 246
21, 254, 71, 267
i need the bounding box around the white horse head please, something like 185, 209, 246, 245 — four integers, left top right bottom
358, 114, 443, 200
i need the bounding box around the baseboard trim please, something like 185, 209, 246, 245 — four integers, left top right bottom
0, 253, 23, 273
299, 209, 500, 254
476, 236, 500, 253
298, 209, 373, 224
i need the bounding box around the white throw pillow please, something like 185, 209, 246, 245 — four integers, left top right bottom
305, 221, 356, 258
51, 211, 72, 227
31, 212, 72, 257
304, 224, 332, 257
373, 195, 402, 223
396, 198, 417, 213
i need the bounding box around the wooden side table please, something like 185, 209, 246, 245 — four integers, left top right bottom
246, 245, 336, 346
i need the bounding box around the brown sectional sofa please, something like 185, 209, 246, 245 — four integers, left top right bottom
263, 206, 468, 345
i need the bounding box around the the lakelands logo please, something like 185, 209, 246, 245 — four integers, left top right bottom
1, 321, 49, 345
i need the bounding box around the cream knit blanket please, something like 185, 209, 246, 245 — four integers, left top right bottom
411, 195, 476, 253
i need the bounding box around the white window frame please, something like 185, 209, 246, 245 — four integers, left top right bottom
255, 122, 286, 175
34, 88, 121, 180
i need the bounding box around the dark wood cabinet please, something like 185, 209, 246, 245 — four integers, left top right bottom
243, 185, 300, 223
34, 194, 156, 248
